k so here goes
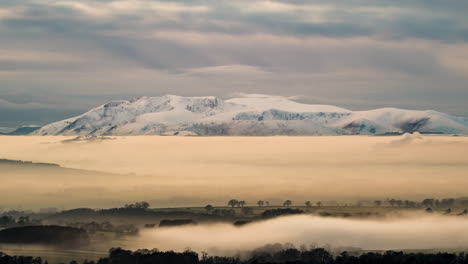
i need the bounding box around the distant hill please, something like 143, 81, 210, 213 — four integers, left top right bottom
0, 126, 40, 135
0, 159, 59, 167
0, 158, 124, 179
33, 94, 468, 136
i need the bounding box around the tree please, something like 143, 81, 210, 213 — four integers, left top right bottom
238, 200, 246, 207
205, 204, 214, 213
227, 199, 239, 208
374, 200, 382, 207
388, 199, 396, 207
283, 200, 292, 207
265, 201, 270, 206
125, 201, 150, 210
316, 201, 322, 207
305, 201, 312, 207
257, 200, 265, 207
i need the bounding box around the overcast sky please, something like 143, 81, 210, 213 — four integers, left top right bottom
1, 0, 468, 127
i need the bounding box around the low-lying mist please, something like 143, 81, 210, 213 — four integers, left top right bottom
133, 214, 468, 255
1, 135, 468, 208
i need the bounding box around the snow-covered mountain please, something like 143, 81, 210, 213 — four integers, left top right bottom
34, 94, 468, 136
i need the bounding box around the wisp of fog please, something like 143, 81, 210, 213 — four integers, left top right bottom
135, 214, 468, 255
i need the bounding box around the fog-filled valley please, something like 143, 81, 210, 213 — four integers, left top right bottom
1, 135, 468, 208
2, 134, 468, 263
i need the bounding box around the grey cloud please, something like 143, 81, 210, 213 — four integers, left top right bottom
0, 0, 467, 127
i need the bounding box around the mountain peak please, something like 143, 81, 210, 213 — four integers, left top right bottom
34, 94, 468, 136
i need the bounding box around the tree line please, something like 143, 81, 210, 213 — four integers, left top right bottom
3, 247, 468, 264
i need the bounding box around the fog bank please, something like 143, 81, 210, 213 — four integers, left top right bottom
135, 214, 468, 254
1, 135, 468, 208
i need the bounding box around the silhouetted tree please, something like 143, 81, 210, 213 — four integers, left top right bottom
205, 205, 214, 213
305, 201, 312, 207
374, 200, 382, 207
227, 199, 239, 208
238, 200, 246, 208
265, 201, 270, 206
124, 201, 150, 210
283, 200, 292, 207
316, 201, 322, 207
257, 200, 265, 207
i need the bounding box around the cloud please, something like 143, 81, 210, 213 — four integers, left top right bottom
0, 0, 467, 127
0, 98, 51, 110
183, 65, 273, 77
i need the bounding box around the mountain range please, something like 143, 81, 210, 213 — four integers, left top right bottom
33, 94, 468, 136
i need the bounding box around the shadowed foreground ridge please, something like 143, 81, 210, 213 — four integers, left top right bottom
86, 248, 468, 264
0, 225, 89, 247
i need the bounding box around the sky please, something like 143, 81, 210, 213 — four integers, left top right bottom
1, 0, 468, 128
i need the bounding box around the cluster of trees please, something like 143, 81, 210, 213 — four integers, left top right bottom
66, 221, 138, 235
0, 215, 41, 228
227, 200, 247, 208
373, 197, 468, 208
373, 199, 417, 208
123, 201, 150, 210
205, 205, 253, 217
256, 200, 270, 207
5, 247, 468, 264
227, 200, 323, 208
0, 252, 43, 264
226, 200, 324, 208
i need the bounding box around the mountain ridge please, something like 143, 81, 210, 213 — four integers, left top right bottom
33, 94, 468, 136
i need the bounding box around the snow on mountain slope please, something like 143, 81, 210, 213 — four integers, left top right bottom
34, 94, 468, 136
